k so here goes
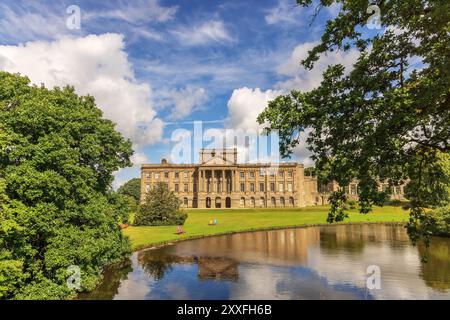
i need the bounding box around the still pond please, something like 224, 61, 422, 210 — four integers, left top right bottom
81, 224, 450, 300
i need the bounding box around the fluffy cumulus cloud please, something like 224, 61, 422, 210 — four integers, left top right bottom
223, 37, 359, 166
0, 33, 164, 148
226, 87, 283, 131
171, 20, 234, 46
276, 41, 359, 91
162, 86, 208, 120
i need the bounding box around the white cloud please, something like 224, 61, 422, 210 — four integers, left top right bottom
84, 0, 178, 23
265, 0, 305, 25
162, 86, 208, 120
276, 41, 359, 91
0, 33, 164, 149
171, 20, 234, 46
0, 2, 70, 42
226, 87, 284, 131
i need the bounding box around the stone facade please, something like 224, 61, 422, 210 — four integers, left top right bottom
141, 148, 319, 208
140, 148, 407, 209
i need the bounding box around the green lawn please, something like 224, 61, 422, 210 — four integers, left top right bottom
124, 205, 410, 250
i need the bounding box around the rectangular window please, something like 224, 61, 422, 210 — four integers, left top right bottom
175, 184, 179, 192
279, 171, 284, 178
184, 184, 188, 192
175, 172, 179, 179
288, 170, 293, 178
184, 171, 189, 179
279, 183, 284, 192
270, 183, 275, 192
249, 171, 255, 179
145, 184, 150, 192
164, 172, 169, 179
260, 183, 265, 192
240, 171, 245, 179
259, 169, 265, 177
240, 183, 245, 192
154, 172, 160, 179
250, 183, 255, 192
146, 173, 150, 179
270, 170, 275, 177
288, 183, 293, 192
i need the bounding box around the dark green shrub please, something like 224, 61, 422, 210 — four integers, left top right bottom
134, 182, 187, 226
390, 199, 402, 207
347, 200, 357, 209
429, 206, 450, 237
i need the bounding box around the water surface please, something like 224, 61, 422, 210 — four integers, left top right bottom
81, 224, 450, 300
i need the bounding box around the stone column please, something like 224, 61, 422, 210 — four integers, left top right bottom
222, 170, 225, 194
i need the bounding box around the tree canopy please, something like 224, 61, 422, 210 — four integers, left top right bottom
0, 72, 133, 299
134, 182, 187, 227
117, 178, 141, 214
258, 0, 450, 245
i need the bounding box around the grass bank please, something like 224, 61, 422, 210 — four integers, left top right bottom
124, 205, 410, 251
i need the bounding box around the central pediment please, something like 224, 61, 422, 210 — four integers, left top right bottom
199, 148, 237, 165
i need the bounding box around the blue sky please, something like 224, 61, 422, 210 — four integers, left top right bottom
0, 0, 360, 187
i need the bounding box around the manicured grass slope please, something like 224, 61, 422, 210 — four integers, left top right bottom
124, 206, 410, 250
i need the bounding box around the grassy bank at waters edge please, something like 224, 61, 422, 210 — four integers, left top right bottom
124, 205, 410, 250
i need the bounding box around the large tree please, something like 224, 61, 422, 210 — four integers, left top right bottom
117, 178, 141, 214
258, 0, 449, 245
0, 72, 133, 299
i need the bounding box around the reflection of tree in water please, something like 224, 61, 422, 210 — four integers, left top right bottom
137, 249, 238, 281
78, 260, 133, 300
198, 257, 238, 281
138, 249, 196, 281
418, 237, 450, 292
319, 229, 365, 254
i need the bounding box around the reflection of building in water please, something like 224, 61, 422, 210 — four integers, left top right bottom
319, 224, 409, 254
198, 257, 238, 281
167, 227, 321, 266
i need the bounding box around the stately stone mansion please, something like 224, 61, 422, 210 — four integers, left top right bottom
140, 148, 406, 208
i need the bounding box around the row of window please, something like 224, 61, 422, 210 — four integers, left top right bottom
178, 197, 296, 207
240, 197, 295, 207
145, 171, 191, 180
240, 182, 293, 192
342, 184, 404, 195
239, 170, 294, 179
145, 181, 294, 193
144, 169, 295, 180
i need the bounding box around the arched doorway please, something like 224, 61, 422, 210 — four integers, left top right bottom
225, 197, 231, 208
206, 197, 211, 208
215, 197, 222, 208
192, 197, 198, 208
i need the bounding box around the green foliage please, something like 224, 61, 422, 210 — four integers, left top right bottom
0, 72, 133, 300
390, 200, 402, 207
258, 1, 450, 245
117, 178, 141, 214
327, 190, 348, 223
304, 167, 316, 177
117, 178, 141, 203
347, 200, 358, 209
134, 182, 187, 226
429, 206, 450, 237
